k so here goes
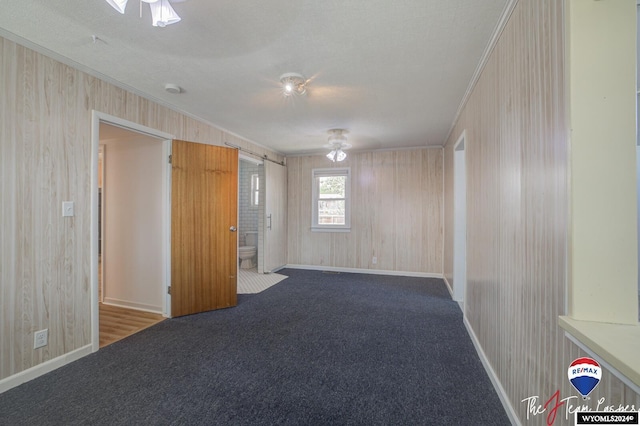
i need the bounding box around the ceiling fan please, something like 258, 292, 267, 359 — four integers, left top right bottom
105, 0, 188, 27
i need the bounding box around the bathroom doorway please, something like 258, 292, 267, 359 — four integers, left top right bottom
238, 156, 264, 280
237, 154, 290, 294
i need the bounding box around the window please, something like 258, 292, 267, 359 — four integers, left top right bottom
312, 168, 350, 232
250, 173, 259, 207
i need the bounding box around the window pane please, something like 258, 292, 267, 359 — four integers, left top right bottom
318, 200, 345, 225
318, 176, 345, 198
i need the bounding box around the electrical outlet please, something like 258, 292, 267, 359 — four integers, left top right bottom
372, 256, 377, 265
34, 329, 48, 349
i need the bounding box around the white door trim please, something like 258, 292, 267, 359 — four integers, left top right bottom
453, 131, 467, 309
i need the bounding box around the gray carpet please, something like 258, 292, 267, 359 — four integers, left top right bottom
0, 269, 510, 425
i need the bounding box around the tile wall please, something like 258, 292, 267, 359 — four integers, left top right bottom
239, 160, 263, 246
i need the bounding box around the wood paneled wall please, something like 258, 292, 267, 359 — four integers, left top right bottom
0, 36, 283, 381
287, 149, 442, 274
443, 0, 640, 423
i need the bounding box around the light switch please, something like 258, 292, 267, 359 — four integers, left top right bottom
62, 201, 74, 217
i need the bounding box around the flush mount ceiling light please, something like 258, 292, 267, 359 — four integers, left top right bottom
325, 129, 351, 162
279, 73, 307, 97
105, 0, 182, 27
165, 83, 182, 94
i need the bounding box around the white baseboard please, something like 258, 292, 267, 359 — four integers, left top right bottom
0, 344, 93, 394
103, 297, 163, 314
266, 265, 287, 274
284, 264, 443, 279
442, 276, 463, 310
443, 275, 453, 297
463, 317, 521, 426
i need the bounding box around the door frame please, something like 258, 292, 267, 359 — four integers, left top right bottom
90, 111, 174, 352
453, 131, 466, 309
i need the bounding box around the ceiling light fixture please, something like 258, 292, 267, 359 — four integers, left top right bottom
279, 73, 307, 97
105, 0, 181, 27
325, 129, 351, 162
149, 0, 181, 27
165, 83, 182, 94
106, 0, 128, 13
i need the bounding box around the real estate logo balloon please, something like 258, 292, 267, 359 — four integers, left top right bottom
568, 357, 601, 398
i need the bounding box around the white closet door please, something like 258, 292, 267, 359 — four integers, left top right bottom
263, 161, 287, 273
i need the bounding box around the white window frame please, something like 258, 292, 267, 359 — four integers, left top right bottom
312, 168, 351, 232
250, 173, 259, 208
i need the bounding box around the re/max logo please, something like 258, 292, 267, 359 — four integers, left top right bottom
571, 367, 599, 376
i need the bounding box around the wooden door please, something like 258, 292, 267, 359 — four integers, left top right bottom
171, 140, 238, 317
263, 161, 287, 272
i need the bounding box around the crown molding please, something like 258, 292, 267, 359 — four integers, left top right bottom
444, 0, 519, 145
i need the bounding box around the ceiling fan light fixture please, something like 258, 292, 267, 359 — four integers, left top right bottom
150, 0, 181, 27
325, 129, 351, 162
326, 148, 347, 162
105, 0, 129, 13
279, 72, 306, 97
104, 0, 182, 26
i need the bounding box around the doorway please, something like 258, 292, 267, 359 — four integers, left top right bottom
100, 124, 165, 311
91, 112, 173, 351
453, 132, 466, 309
238, 155, 264, 276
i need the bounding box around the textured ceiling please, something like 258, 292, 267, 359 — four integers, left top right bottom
0, 0, 508, 155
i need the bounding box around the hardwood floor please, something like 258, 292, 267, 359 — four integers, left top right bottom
99, 304, 165, 348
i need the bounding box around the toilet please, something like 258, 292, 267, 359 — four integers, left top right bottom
239, 231, 257, 269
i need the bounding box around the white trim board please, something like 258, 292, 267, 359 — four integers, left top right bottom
0, 345, 92, 394
443, 275, 454, 298
285, 264, 443, 279
102, 299, 164, 316
441, 147, 446, 275
464, 317, 521, 425
452, 130, 467, 305
442, 276, 465, 312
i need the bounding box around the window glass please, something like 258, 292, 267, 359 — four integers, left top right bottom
312, 168, 350, 231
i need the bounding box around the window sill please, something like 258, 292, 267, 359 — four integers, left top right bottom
311, 227, 351, 233
558, 316, 640, 390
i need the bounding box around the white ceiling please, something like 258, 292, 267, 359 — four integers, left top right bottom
0, 0, 508, 155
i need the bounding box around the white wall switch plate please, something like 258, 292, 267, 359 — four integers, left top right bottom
372, 256, 377, 264
62, 201, 74, 217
